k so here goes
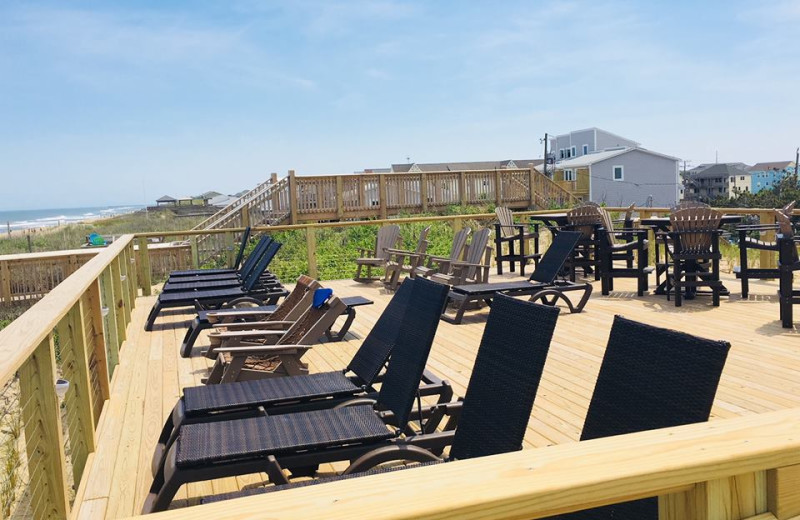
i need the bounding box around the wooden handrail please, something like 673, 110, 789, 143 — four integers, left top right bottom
134, 407, 800, 520
0, 235, 133, 387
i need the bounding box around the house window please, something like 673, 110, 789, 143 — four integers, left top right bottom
559, 149, 565, 159
582, 144, 588, 155
571, 146, 577, 158
564, 169, 575, 181
612, 165, 624, 181
740, 176, 745, 181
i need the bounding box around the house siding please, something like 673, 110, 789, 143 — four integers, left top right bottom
594, 131, 638, 151
552, 129, 595, 160
589, 150, 679, 207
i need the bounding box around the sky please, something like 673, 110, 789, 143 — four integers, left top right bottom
1, 0, 799, 210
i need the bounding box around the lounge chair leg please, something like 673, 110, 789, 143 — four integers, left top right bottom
145, 301, 162, 331
180, 319, 208, 358
143, 447, 186, 514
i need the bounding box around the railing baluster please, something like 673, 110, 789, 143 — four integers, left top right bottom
99, 268, 119, 376
136, 237, 152, 296
110, 258, 127, 346
87, 280, 111, 402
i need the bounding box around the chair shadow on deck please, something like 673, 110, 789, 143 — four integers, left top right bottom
754, 321, 800, 337
641, 298, 724, 314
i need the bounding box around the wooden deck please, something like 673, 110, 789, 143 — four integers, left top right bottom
72, 272, 800, 518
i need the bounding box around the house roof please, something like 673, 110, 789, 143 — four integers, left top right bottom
156, 195, 176, 202
691, 163, 751, 179
555, 147, 679, 169
552, 127, 641, 147
391, 159, 543, 173
748, 161, 795, 172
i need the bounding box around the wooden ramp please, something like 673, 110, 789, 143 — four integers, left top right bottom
72, 273, 800, 518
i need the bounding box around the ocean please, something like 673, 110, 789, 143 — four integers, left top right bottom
0, 205, 145, 232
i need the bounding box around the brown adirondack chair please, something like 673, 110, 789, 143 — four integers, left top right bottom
413, 227, 471, 278
597, 207, 651, 296
353, 225, 401, 282
430, 228, 492, 286
667, 207, 724, 306
205, 296, 349, 383
494, 206, 540, 276
564, 204, 604, 281
383, 226, 431, 290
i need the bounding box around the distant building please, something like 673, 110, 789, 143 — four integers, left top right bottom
550, 128, 639, 161
553, 147, 680, 207
389, 159, 542, 173
156, 195, 177, 206
684, 163, 751, 201
749, 161, 796, 194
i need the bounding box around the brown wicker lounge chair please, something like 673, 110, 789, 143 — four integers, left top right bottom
429, 228, 491, 286
382, 226, 430, 290
196, 293, 561, 506
353, 224, 401, 282
545, 316, 730, 519
143, 277, 450, 513
494, 206, 540, 276
413, 227, 471, 278
203, 295, 349, 382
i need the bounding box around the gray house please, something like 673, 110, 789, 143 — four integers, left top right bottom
550, 128, 639, 161
554, 148, 680, 207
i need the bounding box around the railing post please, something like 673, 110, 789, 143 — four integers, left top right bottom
288, 169, 298, 224
452, 217, 463, 234
225, 231, 236, 267
495, 170, 503, 206
270, 172, 280, 218
379, 174, 388, 219
336, 176, 344, 219
760, 210, 777, 270
420, 173, 428, 212
136, 237, 152, 296
18, 334, 71, 520
768, 464, 800, 519
241, 206, 251, 228
459, 171, 467, 206
0, 259, 10, 303
127, 243, 138, 302
190, 236, 200, 268
528, 165, 536, 209
88, 280, 111, 401
306, 226, 318, 279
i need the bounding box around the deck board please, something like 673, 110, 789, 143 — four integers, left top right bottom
72, 272, 800, 518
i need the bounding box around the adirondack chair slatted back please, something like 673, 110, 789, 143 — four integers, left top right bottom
670, 207, 722, 255
415, 226, 431, 254
278, 296, 348, 346
269, 276, 320, 321
495, 207, 516, 238
375, 225, 401, 260
450, 227, 471, 262
450, 295, 559, 460
775, 210, 798, 263
675, 200, 710, 210
567, 204, 603, 241
347, 278, 414, 385
462, 228, 491, 281
598, 208, 618, 247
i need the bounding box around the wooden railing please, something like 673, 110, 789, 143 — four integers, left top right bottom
0, 237, 137, 519
140, 407, 800, 520
0, 249, 98, 304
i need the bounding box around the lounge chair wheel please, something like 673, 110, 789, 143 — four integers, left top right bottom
529, 289, 576, 312
224, 296, 264, 308
287, 464, 319, 478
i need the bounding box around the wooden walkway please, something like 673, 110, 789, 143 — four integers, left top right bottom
72, 272, 800, 518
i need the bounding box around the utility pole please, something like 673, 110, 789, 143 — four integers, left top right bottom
796, 147, 798, 177
543, 133, 549, 177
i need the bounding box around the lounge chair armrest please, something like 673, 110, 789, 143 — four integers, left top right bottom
209, 329, 288, 338
333, 398, 378, 410
215, 344, 313, 355
212, 320, 295, 331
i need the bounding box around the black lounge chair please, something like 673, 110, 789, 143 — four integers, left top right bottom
167, 227, 251, 278
201, 293, 561, 504
546, 315, 731, 520
143, 277, 450, 513
150, 278, 452, 483
144, 241, 288, 331
167, 230, 272, 282
162, 237, 282, 292
441, 230, 591, 324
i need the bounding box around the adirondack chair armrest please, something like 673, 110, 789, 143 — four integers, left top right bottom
212, 320, 294, 331
208, 311, 273, 324
357, 247, 373, 256
215, 344, 313, 355
210, 329, 288, 339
